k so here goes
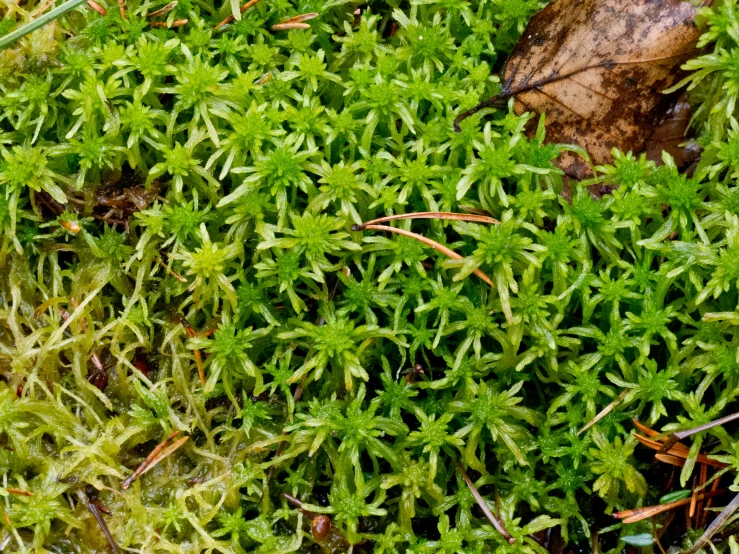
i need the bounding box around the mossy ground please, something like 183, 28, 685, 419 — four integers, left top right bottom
2, 0, 739, 552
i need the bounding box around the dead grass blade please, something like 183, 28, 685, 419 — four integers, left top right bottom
356, 211, 500, 227
357, 224, 494, 287
121, 431, 188, 490
578, 390, 628, 435
682, 492, 739, 554
214, 0, 260, 30
456, 461, 515, 545
147, 0, 177, 16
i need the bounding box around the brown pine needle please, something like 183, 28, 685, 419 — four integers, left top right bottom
456, 461, 515, 544
614, 489, 725, 524
121, 431, 188, 490
149, 18, 187, 27
578, 390, 628, 435
147, 0, 176, 17
357, 211, 500, 227
87, 0, 106, 14
357, 224, 494, 287
277, 12, 318, 23
175, 314, 206, 385
254, 72, 272, 85
270, 21, 310, 30
632, 418, 662, 438
157, 258, 188, 283
6, 488, 34, 497
214, 0, 260, 30
633, 433, 728, 469
118, 0, 125, 18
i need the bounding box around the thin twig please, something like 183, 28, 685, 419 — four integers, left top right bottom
682, 492, 739, 554
118, 0, 125, 19
356, 211, 500, 227
578, 390, 628, 435
456, 461, 515, 544
356, 224, 495, 287
658, 412, 739, 458
121, 430, 188, 490
214, 0, 260, 30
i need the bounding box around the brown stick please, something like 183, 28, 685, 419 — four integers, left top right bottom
214, 0, 260, 30
456, 461, 515, 544
121, 431, 188, 490
118, 0, 125, 18
356, 211, 500, 228
356, 224, 495, 287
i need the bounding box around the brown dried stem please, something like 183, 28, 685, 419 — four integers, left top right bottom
149, 18, 187, 27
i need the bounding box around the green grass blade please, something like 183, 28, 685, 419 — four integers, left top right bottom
0, 0, 88, 51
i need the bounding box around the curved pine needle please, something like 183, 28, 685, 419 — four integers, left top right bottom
214, 0, 260, 30
358, 224, 494, 287
357, 211, 500, 227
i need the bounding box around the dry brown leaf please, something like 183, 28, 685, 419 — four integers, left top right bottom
459, 0, 705, 179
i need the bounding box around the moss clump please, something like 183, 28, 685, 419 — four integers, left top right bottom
2, 0, 739, 552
